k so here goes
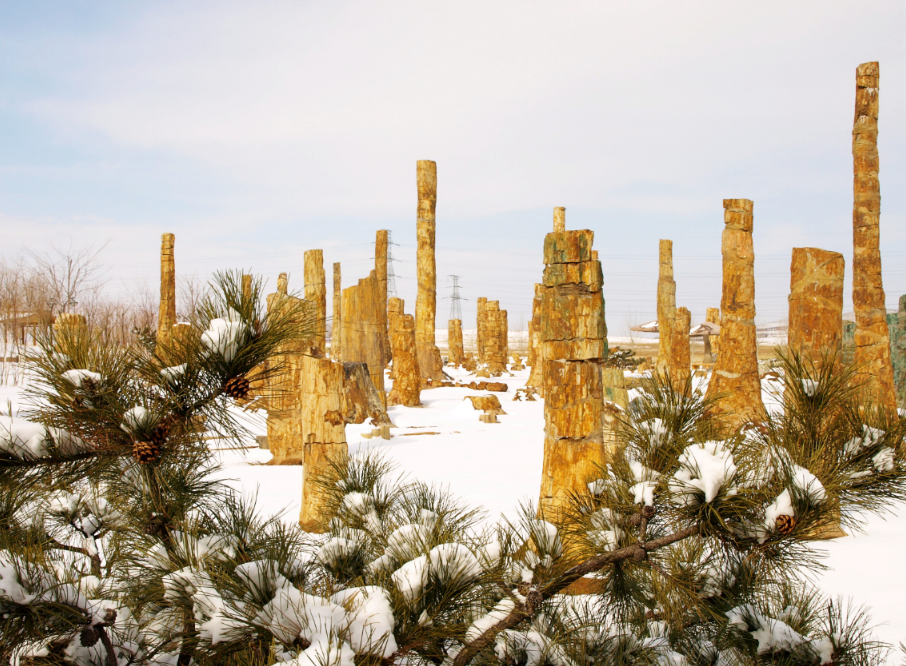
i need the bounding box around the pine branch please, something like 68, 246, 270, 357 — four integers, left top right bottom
450, 523, 700, 666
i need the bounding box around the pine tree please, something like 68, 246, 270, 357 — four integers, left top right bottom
0, 278, 903, 666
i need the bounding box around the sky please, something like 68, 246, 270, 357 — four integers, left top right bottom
2, 1, 906, 334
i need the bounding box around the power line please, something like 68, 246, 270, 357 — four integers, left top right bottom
443, 275, 466, 321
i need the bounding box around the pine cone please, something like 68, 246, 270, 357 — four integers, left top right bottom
775, 514, 796, 535
150, 421, 169, 447
79, 625, 99, 647
132, 440, 162, 465
223, 376, 251, 400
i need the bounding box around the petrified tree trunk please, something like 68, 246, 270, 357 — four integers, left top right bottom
485, 301, 508, 375
893, 295, 906, 406
656, 239, 676, 376
670, 306, 691, 391
341, 362, 391, 425
539, 217, 608, 511
277, 272, 288, 295
476, 297, 488, 365
788, 248, 845, 363
553, 207, 566, 232
526, 285, 544, 391
852, 62, 897, 412
706, 307, 721, 360
340, 271, 385, 395
157, 233, 176, 348
388, 298, 421, 407
305, 249, 327, 347
242, 274, 252, 301
705, 199, 765, 429
376, 230, 390, 365
331, 263, 341, 359
415, 160, 444, 381
448, 319, 465, 366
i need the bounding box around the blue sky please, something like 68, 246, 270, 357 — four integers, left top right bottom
2, 1, 906, 332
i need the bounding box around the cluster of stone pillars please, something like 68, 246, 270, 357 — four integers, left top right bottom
655, 239, 691, 390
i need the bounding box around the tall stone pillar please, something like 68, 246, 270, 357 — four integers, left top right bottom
553, 207, 566, 232
242, 274, 252, 301
656, 239, 676, 376
277, 272, 288, 295
388, 297, 421, 407
670, 306, 691, 390
476, 297, 488, 364
852, 62, 897, 411
705, 199, 765, 429
485, 301, 508, 375
788, 248, 845, 363
305, 250, 327, 346
375, 230, 390, 365
332, 263, 342, 359
157, 233, 176, 348
706, 307, 721, 360
526, 285, 544, 391
448, 319, 465, 367
539, 218, 608, 511
893, 295, 906, 406
415, 160, 444, 381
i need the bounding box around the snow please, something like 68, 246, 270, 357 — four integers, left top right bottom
668, 441, 738, 505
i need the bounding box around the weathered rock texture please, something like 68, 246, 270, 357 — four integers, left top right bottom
706, 307, 721, 359
788, 248, 845, 363
157, 233, 176, 348
705, 199, 765, 429
485, 301, 508, 375
305, 250, 327, 346
375, 230, 390, 365
331, 263, 341, 358
448, 319, 465, 366
476, 297, 488, 365
670, 306, 691, 391
340, 271, 386, 395
277, 272, 288, 295
553, 207, 566, 232
656, 239, 676, 376
415, 160, 444, 381
852, 62, 898, 411
526, 285, 544, 391
539, 220, 609, 511
388, 297, 421, 407
892, 295, 906, 406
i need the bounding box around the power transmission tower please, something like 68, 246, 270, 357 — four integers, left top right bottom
443, 275, 466, 321
386, 231, 399, 298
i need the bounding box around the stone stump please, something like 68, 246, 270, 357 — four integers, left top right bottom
331, 263, 341, 359
539, 219, 609, 512
157, 233, 176, 349
415, 160, 445, 381
340, 271, 385, 396
788, 247, 845, 364
476, 297, 488, 365
705, 199, 766, 430
852, 62, 897, 411
388, 298, 421, 407
305, 249, 327, 347
485, 301, 508, 375
892, 295, 906, 406
670, 306, 691, 391
526, 284, 544, 392
706, 307, 721, 359
448, 319, 465, 367
656, 239, 676, 376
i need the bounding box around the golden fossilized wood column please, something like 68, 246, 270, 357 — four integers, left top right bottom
298, 354, 349, 532
476, 297, 488, 364
332, 263, 341, 359
375, 230, 390, 365
705, 199, 765, 429
485, 301, 508, 375
539, 224, 608, 512
852, 62, 897, 411
415, 160, 444, 381
242, 274, 252, 301
340, 271, 385, 395
448, 319, 465, 366
553, 207, 566, 232
656, 239, 676, 376
277, 272, 288, 295
157, 233, 176, 348
706, 307, 721, 359
526, 284, 544, 391
788, 248, 845, 363
388, 297, 421, 407
670, 306, 691, 391
305, 249, 327, 346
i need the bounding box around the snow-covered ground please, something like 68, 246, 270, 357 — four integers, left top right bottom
3, 364, 904, 654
